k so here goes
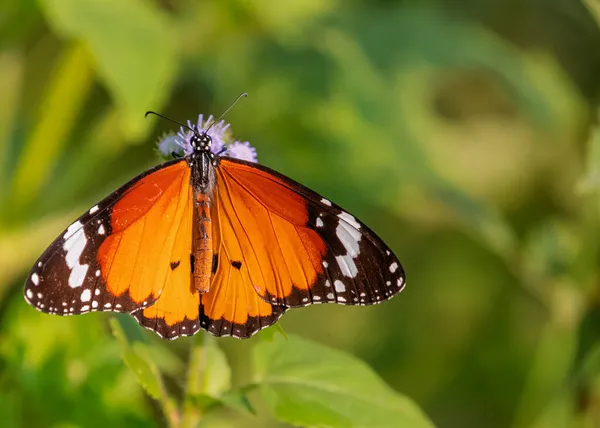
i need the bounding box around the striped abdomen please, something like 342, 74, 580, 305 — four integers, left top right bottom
192, 193, 214, 292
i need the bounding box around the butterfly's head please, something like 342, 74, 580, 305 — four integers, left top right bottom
190, 132, 212, 152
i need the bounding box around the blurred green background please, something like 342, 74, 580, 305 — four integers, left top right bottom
1, 0, 600, 427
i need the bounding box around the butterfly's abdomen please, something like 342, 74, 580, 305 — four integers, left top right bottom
192, 193, 214, 293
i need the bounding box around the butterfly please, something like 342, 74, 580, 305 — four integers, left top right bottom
24, 106, 406, 340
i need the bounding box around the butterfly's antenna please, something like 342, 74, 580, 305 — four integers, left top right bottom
145, 111, 196, 133
205, 92, 248, 133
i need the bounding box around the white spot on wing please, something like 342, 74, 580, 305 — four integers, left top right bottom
334, 280, 346, 293
327, 292, 334, 299
89, 205, 99, 214
389, 262, 398, 273
80, 289, 91, 302
316, 217, 324, 228
31, 273, 40, 285
338, 211, 360, 229
64, 221, 83, 240
336, 219, 361, 257
69, 264, 89, 289
26, 289, 33, 299
321, 198, 332, 206
63, 226, 89, 288
98, 224, 105, 235
335, 255, 358, 278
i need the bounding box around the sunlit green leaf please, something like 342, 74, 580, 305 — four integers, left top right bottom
253, 334, 434, 428
10, 43, 94, 212
189, 389, 256, 417
202, 336, 231, 398
219, 389, 257, 416
110, 318, 163, 400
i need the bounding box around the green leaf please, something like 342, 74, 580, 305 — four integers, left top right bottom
39, 0, 177, 139
190, 390, 256, 416
256, 323, 289, 343
186, 335, 231, 399
219, 389, 257, 416
110, 318, 163, 400
10, 43, 94, 212
182, 335, 236, 425
202, 336, 232, 397
253, 334, 434, 428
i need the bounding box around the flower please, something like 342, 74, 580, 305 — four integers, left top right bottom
225, 141, 258, 163
157, 133, 189, 157
157, 113, 257, 163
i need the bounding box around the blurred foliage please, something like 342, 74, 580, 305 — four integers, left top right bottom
0, 0, 599, 427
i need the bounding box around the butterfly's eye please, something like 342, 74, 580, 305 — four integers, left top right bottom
190, 133, 212, 150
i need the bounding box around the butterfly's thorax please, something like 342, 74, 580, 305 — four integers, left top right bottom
189, 151, 215, 192
189, 150, 217, 293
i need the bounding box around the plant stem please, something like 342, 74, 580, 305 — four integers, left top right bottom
161, 392, 181, 428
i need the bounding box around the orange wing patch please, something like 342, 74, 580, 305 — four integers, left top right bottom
214, 159, 327, 308
132, 198, 201, 338
98, 161, 192, 307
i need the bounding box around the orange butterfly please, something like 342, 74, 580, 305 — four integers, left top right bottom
24, 104, 406, 339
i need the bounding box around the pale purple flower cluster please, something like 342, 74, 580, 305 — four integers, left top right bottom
157, 114, 257, 163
